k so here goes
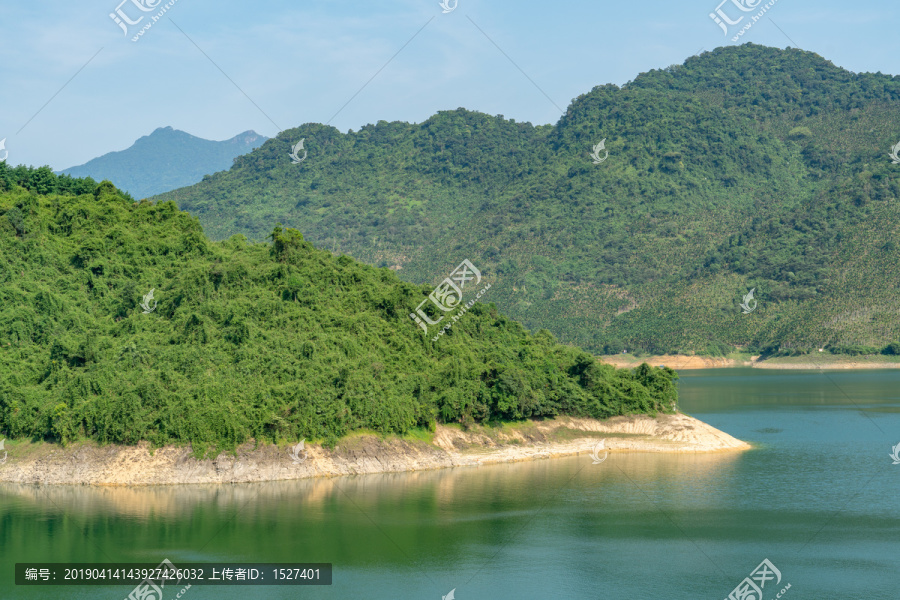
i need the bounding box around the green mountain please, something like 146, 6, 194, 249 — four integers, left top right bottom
152, 43, 900, 357
60, 127, 267, 200
0, 164, 677, 456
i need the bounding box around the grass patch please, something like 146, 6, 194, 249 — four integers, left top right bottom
399, 427, 434, 444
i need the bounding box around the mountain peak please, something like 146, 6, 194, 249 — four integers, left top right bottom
60, 127, 269, 199
230, 130, 267, 145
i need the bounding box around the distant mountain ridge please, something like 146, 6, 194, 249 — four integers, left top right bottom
60, 127, 267, 199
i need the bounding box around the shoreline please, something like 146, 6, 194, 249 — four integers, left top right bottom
600, 353, 900, 370
0, 413, 750, 486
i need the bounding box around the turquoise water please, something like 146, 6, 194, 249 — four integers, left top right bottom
1, 368, 898, 599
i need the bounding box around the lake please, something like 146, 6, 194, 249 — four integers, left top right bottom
1, 368, 898, 599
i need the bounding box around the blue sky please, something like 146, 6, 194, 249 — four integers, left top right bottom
0, 0, 897, 170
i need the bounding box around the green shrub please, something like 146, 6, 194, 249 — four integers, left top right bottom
881, 342, 900, 356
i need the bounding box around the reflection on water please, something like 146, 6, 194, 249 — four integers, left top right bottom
1, 369, 899, 599
1, 449, 744, 520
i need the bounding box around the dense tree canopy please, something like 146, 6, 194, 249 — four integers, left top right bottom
0, 169, 677, 456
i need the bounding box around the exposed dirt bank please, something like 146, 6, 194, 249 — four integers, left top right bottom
0, 413, 750, 486
601, 354, 900, 370
602, 355, 752, 369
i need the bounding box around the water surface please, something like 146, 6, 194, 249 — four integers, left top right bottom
2, 368, 898, 599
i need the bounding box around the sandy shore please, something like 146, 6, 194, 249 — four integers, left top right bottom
742, 359, 900, 370
601, 354, 900, 370
0, 413, 750, 486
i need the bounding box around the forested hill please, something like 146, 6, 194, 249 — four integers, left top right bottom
0, 165, 677, 455
153, 43, 900, 357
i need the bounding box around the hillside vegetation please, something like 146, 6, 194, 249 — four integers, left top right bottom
0, 165, 677, 456
154, 44, 900, 357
